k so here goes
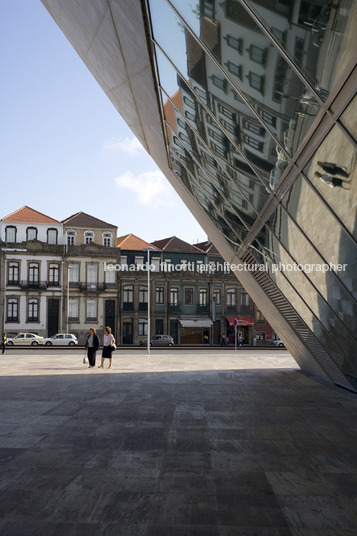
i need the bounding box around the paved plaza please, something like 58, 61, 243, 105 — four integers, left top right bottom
0, 348, 356, 535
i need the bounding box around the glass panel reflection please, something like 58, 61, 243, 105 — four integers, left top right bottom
281, 174, 356, 299
233, 0, 356, 101
302, 124, 356, 239
339, 94, 357, 143
250, 228, 357, 379
150, 0, 324, 197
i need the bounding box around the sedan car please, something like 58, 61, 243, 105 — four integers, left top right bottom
44, 334, 78, 346
139, 335, 174, 347
272, 339, 285, 347
7, 333, 44, 346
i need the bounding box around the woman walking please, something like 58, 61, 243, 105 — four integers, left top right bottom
98, 326, 115, 369
85, 328, 100, 368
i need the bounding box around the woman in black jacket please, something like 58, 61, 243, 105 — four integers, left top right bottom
85, 327, 100, 368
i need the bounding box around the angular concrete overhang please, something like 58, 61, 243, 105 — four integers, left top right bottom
40, 0, 355, 390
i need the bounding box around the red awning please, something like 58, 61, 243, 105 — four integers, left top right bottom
226, 316, 255, 327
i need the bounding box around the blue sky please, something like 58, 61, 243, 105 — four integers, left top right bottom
0, 1, 207, 244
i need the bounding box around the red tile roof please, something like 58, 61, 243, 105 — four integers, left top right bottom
1, 206, 61, 224
62, 212, 117, 229
117, 234, 160, 251
151, 236, 203, 254
195, 241, 219, 254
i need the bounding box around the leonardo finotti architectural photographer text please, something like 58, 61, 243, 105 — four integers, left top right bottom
104, 261, 347, 274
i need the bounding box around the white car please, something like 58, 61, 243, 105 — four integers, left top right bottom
272, 339, 285, 347
7, 333, 44, 346
44, 334, 78, 346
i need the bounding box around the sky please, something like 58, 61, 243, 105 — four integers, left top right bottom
0, 1, 207, 245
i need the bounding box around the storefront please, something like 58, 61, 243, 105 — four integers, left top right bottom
179, 318, 213, 344
225, 316, 255, 345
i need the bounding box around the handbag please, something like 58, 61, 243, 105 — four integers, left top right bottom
83, 349, 88, 364
111, 344, 116, 351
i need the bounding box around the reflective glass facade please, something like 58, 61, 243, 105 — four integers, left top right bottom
148, 0, 357, 389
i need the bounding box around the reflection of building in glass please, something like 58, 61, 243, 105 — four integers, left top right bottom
42, 1, 357, 391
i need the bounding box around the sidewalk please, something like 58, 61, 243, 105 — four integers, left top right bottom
0, 350, 356, 535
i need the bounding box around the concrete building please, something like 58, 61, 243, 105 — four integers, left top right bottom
41, 0, 357, 391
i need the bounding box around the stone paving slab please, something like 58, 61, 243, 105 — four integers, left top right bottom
0, 350, 356, 535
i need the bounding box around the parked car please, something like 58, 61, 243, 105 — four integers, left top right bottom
272, 339, 285, 347
7, 333, 44, 346
44, 334, 78, 346
139, 335, 174, 347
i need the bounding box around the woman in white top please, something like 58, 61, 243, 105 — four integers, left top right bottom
98, 326, 115, 369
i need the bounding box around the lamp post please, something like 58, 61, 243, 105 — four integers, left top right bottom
67, 264, 75, 334
143, 246, 154, 355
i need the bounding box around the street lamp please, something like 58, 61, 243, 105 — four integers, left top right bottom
67, 264, 76, 334
143, 246, 155, 355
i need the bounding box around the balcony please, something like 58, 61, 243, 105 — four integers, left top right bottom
139, 302, 148, 312
79, 282, 106, 291
197, 304, 209, 314
123, 302, 134, 311
169, 303, 180, 313
20, 280, 47, 290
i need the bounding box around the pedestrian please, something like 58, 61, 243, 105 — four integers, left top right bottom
238, 335, 243, 347
314, 172, 351, 190
98, 326, 115, 369
85, 327, 100, 368
221, 333, 227, 346
317, 161, 349, 178
1, 333, 7, 354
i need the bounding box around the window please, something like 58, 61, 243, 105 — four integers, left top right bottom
245, 136, 264, 151
151, 258, 160, 272
155, 319, 164, 335
123, 285, 134, 303
156, 287, 164, 304
105, 268, 116, 286
177, 117, 186, 128
185, 111, 195, 121
259, 109, 277, 127
211, 142, 226, 157
226, 61, 242, 79
5, 226, 17, 243
87, 265, 97, 290
135, 256, 144, 269
244, 121, 265, 136
241, 289, 250, 306
208, 129, 226, 144
86, 299, 97, 320
213, 289, 221, 305
102, 232, 112, 247
218, 104, 235, 120
169, 287, 179, 305
67, 231, 75, 246
68, 264, 79, 284
28, 299, 39, 321
211, 75, 227, 92
199, 288, 208, 306
256, 310, 265, 322
7, 298, 18, 321
29, 263, 39, 284
248, 45, 266, 65
120, 256, 128, 269
184, 288, 193, 305
69, 298, 79, 320
179, 132, 190, 144
47, 228, 58, 245
138, 318, 147, 336
225, 35, 242, 53
247, 72, 264, 92
183, 96, 195, 110
226, 288, 236, 306
49, 264, 59, 285
139, 285, 148, 303
8, 262, 19, 285
220, 118, 236, 135
26, 227, 37, 241
256, 332, 266, 341
84, 231, 94, 244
